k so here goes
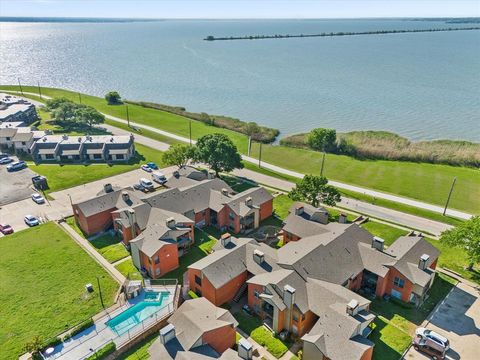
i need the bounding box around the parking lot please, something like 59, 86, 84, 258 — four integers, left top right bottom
403, 281, 480, 360
0, 165, 177, 234
0, 158, 38, 206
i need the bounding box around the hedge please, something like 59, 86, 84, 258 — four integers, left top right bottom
85, 341, 116, 360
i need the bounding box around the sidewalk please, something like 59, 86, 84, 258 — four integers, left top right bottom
60, 221, 126, 284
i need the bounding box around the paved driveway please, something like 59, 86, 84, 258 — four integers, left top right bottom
0, 158, 38, 206
0, 165, 177, 235
403, 281, 480, 360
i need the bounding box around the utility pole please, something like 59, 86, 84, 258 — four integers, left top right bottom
78, 92, 82, 104
37, 81, 42, 99
96, 276, 105, 310
126, 104, 130, 127
248, 136, 252, 156
320, 152, 326, 177
258, 142, 262, 168
17, 78, 23, 95
443, 177, 457, 216
189, 120, 192, 146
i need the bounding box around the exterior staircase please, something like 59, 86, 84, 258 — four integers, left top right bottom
233, 282, 248, 303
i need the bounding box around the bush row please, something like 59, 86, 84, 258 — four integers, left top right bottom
126, 100, 279, 143
280, 130, 480, 167
84, 341, 116, 360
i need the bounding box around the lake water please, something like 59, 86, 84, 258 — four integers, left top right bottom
1, 19, 479, 141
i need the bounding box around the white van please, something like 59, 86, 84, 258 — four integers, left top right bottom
140, 178, 155, 191
151, 171, 167, 184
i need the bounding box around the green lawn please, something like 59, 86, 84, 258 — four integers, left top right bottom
4, 86, 478, 214
30, 143, 165, 194
117, 333, 157, 360
0, 222, 118, 359
158, 229, 217, 283
115, 258, 143, 280
90, 233, 130, 264
360, 221, 409, 246
233, 312, 289, 359
371, 317, 412, 360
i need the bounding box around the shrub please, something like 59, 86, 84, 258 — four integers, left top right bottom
251, 327, 288, 358
70, 318, 94, 337
85, 341, 116, 360
105, 91, 122, 105
188, 290, 199, 299
126, 100, 279, 143
307, 128, 337, 152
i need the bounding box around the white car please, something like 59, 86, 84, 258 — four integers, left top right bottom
141, 164, 153, 173
24, 215, 40, 227
140, 178, 154, 190
31, 193, 45, 204
415, 327, 450, 350
0, 157, 13, 164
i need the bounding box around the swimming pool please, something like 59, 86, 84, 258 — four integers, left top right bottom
107, 291, 170, 336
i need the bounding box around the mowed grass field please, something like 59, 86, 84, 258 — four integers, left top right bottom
28, 143, 165, 193
2, 85, 479, 214
0, 222, 118, 359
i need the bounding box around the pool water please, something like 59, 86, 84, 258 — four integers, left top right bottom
107, 291, 169, 336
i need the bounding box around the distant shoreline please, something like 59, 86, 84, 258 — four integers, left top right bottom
204, 26, 480, 41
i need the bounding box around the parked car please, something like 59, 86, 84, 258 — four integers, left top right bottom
7, 160, 27, 172
0, 153, 9, 159
0, 157, 13, 164
146, 162, 158, 170
0, 223, 14, 235
141, 164, 153, 173
416, 328, 450, 350
31, 193, 46, 204
412, 335, 445, 360
24, 215, 40, 227
151, 171, 167, 184
133, 183, 146, 192
140, 178, 155, 191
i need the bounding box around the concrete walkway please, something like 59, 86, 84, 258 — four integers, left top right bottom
6, 90, 472, 220
60, 222, 126, 284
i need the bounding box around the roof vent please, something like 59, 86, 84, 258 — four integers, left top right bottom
166, 217, 176, 229
294, 205, 304, 215
62, 134, 68, 140
110, 137, 114, 142
346, 299, 359, 316
245, 196, 253, 206
238, 338, 253, 360
221, 188, 229, 196
78, 137, 82, 143
104, 183, 113, 193
173, 170, 179, 178
338, 213, 348, 223
221, 233, 232, 247
372, 236, 384, 251
419, 254, 430, 270
253, 249, 264, 265
42, 137, 47, 142
208, 170, 216, 179
122, 191, 130, 202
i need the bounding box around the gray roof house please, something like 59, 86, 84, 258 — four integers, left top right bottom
148, 298, 252, 360
282, 202, 330, 240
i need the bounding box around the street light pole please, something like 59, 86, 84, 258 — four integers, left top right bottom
96, 276, 105, 310
320, 152, 326, 177
443, 177, 457, 216
126, 104, 130, 127
189, 120, 192, 146
258, 142, 262, 168
78, 92, 82, 104
37, 81, 42, 99
17, 78, 23, 95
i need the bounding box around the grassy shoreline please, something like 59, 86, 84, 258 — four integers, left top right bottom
2, 85, 478, 214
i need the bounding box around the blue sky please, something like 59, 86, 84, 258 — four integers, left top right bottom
1, 0, 479, 19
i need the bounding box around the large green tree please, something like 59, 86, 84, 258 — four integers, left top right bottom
163, 144, 195, 168
105, 91, 122, 105
288, 174, 341, 207
440, 216, 480, 271
307, 128, 337, 152
75, 105, 105, 128
194, 133, 243, 175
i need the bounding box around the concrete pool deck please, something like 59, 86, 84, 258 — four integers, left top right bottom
44, 285, 177, 360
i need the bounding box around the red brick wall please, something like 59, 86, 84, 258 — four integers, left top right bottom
202, 325, 236, 354
348, 271, 364, 292
73, 205, 114, 235
140, 244, 179, 278
430, 258, 438, 270
259, 199, 273, 220
384, 268, 414, 302
283, 231, 301, 244
361, 345, 374, 360
194, 209, 210, 226
248, 283, 264, 315
292, 310, 318, 337
188, 268, 247, 306
375, 274, 388, 297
